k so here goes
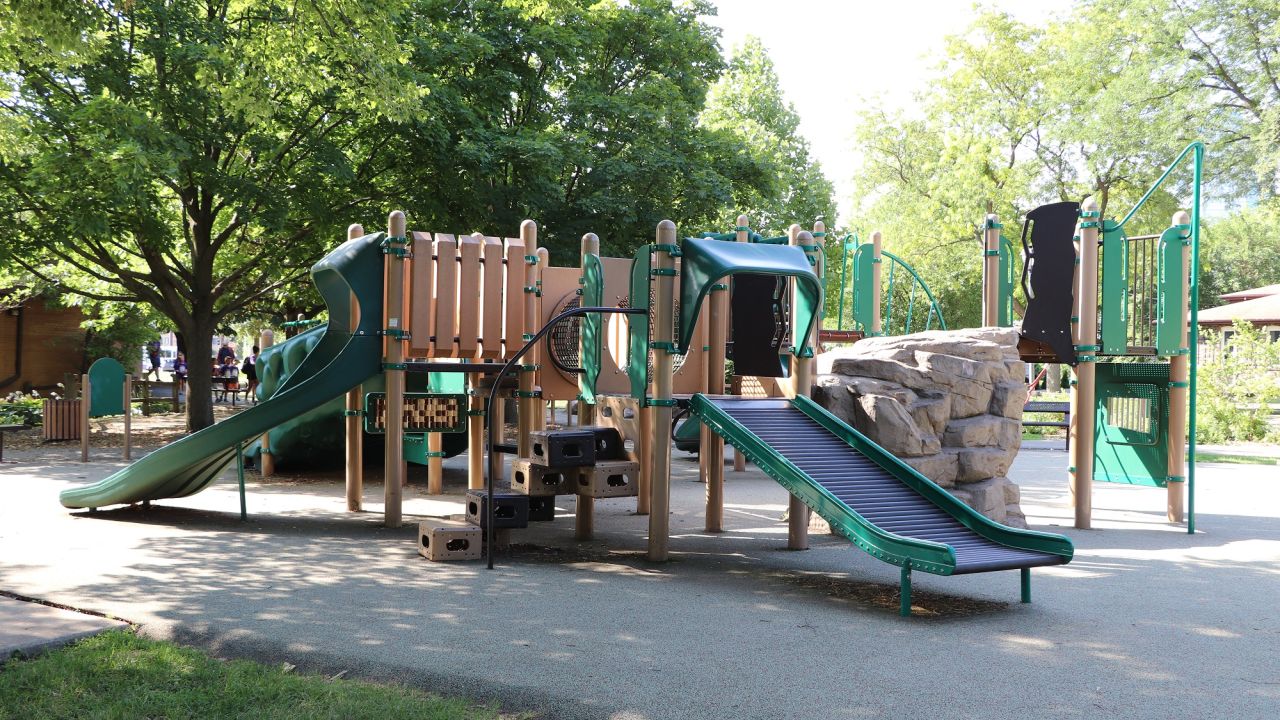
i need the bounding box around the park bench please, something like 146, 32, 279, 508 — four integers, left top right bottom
1023, 400, 1070, 450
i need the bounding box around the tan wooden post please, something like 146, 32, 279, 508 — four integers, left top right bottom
786, 225, 817, 550
647, 220, 677, 561
428, 432, 444, 493
871, 231, 883, 335
732, 215, 749, 472
345, 223, 365, 511
577, 233, 600, 540
258, 329, 275, 477
1069, 197, 1100, 529
982, 214, 1001, 326
80, 373, 90, 462
1167, 210, 1191, 522
122, 374, 132, 461
702, 215, 736, 531
468, 371, 485, 493
383, 210, 408, 528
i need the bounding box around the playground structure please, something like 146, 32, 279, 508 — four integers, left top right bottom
990, 143, 1203, 533
60, 207, 1072, 616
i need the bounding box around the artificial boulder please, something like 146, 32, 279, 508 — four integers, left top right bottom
813, 327, 1030, 528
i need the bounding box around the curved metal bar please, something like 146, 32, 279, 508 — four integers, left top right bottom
485, 305, 647, 569
1117, 141, 1206, 230
881, 250, 948, 332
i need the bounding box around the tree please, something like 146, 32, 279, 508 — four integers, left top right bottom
0, 0, 422, 430
700, 36, 837, 235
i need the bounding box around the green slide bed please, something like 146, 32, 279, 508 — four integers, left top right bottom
60, 233, 386, 510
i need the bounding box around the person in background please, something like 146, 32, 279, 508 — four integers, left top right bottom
173, 353, 188, 396
147, 341, 162, 381
242, 345, 260, 403
216, 341, 235, 367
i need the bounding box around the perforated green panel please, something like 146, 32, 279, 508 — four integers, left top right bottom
1094, 362, 1171, 487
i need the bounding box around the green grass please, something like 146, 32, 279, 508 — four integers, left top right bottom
1195, 452, 1278, 466
0, 630, 504, 720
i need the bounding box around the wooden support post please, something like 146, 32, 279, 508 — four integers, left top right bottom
384, 210, 408, 528
733, 216, 749, 472
1069, 197, 1100, 530
122, 374, 132, 461
871, 231, 883, 335
80, 374, 89, 462
1167, 210, 1191, 523
982, 214, 1001, 326
259, 329, 275, 477
577, 232, 600, 541
345, 223, 365, 511
637, 404, 652, 515
702, 216, 737, 531
785, 225, 819, 550
647, 220, 677, 562
428, 432, 444, 494
467, 373, 484, 493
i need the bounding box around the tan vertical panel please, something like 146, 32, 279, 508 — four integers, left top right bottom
982, 215, 1001, 326
456, 234, 483, 359
467, 372, 484, 492
732, 215, 749, 473
346, 224, 366, 511
503, 236, 526, 359
433, 234, 458, 358
1167, 210, 1191, 522
408, 230, 436, 358
1069, 197, 1099, 530
481, 235, 504, 359
384, 211, 409, 528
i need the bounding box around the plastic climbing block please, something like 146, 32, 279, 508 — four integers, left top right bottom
576, 460, 641, 498
465, 489, 529, 530
418, 520, 482, 561
529, 429, 596, 468
510, 458, 576, 496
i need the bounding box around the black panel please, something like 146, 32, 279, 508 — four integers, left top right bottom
1019, 201, 1081, 365
729, 273, 788, 377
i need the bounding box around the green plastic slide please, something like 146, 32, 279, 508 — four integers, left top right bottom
60, 232, 386, 510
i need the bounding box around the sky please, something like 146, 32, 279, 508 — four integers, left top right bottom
704, 0, 1071, 223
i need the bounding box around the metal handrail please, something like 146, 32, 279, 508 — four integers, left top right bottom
484, 305, 647, 568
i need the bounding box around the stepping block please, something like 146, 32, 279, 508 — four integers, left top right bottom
417, 520, 482, 561
510, 458, 576, 496
576, 460, 640, 498
529, 429, 596, 468
580, 425, 625, 461
527, 495, 557, 522
465, 488, 529, 529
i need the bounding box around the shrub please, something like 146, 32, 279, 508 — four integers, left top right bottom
1197, 321, 1280, 443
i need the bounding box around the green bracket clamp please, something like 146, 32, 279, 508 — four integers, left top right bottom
523, 285, 542, 296
519, 363, 540, 371
466, 409, 486, 417
734, 225, 750, 232
1075, 344, 1100, 352
1068, 466, 1076, 473
1167, 475, 1186, 483
379, 329, 411, 340
646, 398, 678, 407
342, 409, 364, 417
522, 333, 535, 342
985, 219, 1004, 230
797, 244, 819, 252
652, 243, 681, 257
983, 250, 1000, 256
382, 362, 408, 371
424, 450, 447, 458
649, 268, 678, 277
649, 341, 676, 352
710, 283, 728, 292
812, 231, 826, 238
1078, 210, 1100, 218
524, 254, 539, 265
1169, 380, 1190, 388
798, 347, 814, 358
514, 390, 543, 398
381, 236, 411, 258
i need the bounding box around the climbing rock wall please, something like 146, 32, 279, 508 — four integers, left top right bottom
813, 327, 1030, 528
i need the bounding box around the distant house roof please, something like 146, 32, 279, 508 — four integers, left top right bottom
1199, 293, 1280, 326
1219, 283, 1280, 303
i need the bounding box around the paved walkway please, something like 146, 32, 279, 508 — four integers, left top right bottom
0, 595, 128, 658
2, 444, 1279, 719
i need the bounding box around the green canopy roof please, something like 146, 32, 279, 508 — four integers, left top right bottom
677, 237, 822, 356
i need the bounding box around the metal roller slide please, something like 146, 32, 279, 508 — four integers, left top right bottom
690, 394, 1072, 612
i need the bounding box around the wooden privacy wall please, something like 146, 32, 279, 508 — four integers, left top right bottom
407, 232, 527, 360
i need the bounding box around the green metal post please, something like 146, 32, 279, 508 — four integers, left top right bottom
236, 441, 247, 521
1188, 144, 1202, 535
884, 261, 897, 335
837, 233, 855, 331
899, 565, 912, 617
1021, 567, 1031, 603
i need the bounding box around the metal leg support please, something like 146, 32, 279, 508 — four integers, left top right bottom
1021, 567, 1031, 603
236, 442, 247, 522
900, 565, 912, 617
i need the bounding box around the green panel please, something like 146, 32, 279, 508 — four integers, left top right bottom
1155, 226, 1187, 356
1094, 362, 1170, 487
677, 237, 822, 357
627, 246, 652, 400
427, 371, 466, 394
579, 253, 604, 404
851, 244, 875, 333
997, 236, 1015, 327
1100, 221, 1129, 355
363, 392, 467, 435
87, 357, 127, 417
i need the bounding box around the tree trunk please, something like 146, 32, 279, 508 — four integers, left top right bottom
184, 319, 218, 432
1046, 363, 1062, 392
